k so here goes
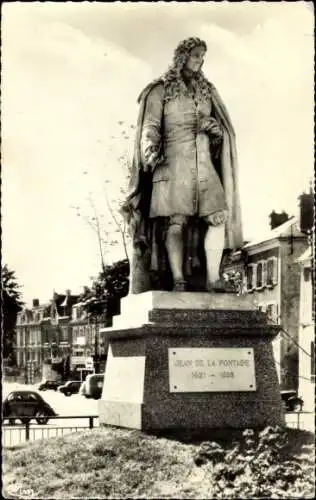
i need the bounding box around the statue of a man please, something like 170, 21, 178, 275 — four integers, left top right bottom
122, 37, 243, 293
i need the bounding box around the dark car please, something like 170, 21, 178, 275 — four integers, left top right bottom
58, 380, 82, 396
38, 380, 62, 391
3, 390, 57, 425
281, 390, 304, 412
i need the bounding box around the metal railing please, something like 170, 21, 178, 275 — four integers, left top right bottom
2, 415, 99, 447
2, 411, 313, 448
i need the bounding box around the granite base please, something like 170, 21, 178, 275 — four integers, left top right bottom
99, 292, 285, 432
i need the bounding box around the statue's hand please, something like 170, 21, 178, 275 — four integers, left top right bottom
209, 210, 228, 226
144, 150, 160, 173
197, 114, 222, 138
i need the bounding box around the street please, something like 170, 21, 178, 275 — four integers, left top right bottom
2, 382, 314, 447
2, 382, 100, 447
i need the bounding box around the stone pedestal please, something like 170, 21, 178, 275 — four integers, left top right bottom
99, 292, 285, 432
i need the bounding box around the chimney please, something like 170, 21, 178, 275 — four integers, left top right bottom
32, 299, 39, 308
66, 289, 71, 296
298, 188, 314, 234
269, 210, 290, 230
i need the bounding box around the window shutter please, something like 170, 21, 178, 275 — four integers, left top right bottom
247, 265, 253, 291
271, 303, 279, 323
262, 261, 267, 287
266, 303, 278, 324
311, 341, 315, 382
247, 264, 257, 291
252, 264, 257, 290
256, 263, 263, 289
272, 257, 278, 285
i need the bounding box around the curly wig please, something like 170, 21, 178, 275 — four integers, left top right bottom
162, 37, 214, 103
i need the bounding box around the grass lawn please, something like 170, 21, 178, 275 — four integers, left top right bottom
3, 426, 315, 499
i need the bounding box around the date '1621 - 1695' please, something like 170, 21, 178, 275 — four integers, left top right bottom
191, 371, 235, 379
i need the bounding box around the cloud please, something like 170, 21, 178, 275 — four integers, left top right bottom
197, 8, 314, 239
2, 2, 314, 303
2, 10, 152, 302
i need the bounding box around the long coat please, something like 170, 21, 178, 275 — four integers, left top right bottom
123, 78, 243, 294
140, 82, 227, 218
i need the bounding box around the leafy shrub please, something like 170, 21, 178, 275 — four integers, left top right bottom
194, 426, 314, 498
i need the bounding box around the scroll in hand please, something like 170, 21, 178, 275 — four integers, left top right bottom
144, 151, 160, 172
197, 113, 222, 138
143, 143, 163, 173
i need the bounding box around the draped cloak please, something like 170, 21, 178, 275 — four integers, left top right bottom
122, 78, 243, 294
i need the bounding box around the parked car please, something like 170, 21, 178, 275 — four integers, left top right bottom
81, 373, 104, 400
58, 380, 82, 396
3, 390, 57, 425
38, 380, 62, 391
281, 390, 304, 412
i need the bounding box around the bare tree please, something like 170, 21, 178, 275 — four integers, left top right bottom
103, 182, 129, 262
69, 120, 134, 269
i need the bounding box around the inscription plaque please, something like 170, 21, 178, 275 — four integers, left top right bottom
168, 348, 256, 392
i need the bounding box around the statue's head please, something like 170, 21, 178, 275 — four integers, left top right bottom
172, 37, 207, 75
162, 37, 211, 103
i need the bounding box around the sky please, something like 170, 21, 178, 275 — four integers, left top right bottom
2, 1, 314, 306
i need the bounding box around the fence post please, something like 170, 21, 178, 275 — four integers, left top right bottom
25, 420, 30, 441
89, 416, 93, 429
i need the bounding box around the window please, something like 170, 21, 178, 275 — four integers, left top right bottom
311, 342, 315, 383
8, 393, 26, 402
247, 264, 257, 291
266, 303, 279, 324
74, 350, 84, 357
267, 257, 278, 287
304, 267, 311, 282
61, 327, 68, 342
23, 393, 39, 402
258, 304, 267, 313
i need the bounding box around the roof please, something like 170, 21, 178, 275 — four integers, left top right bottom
53, 293, 80, 315
243, 217, 305, 249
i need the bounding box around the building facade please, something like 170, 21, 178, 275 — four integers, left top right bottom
16, 291, 79, 380
15, 289, 111, 381
297, 248, 315, 411
16, 299, 48, 375
70, 301, 108, 377
223, 216, 309, 389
